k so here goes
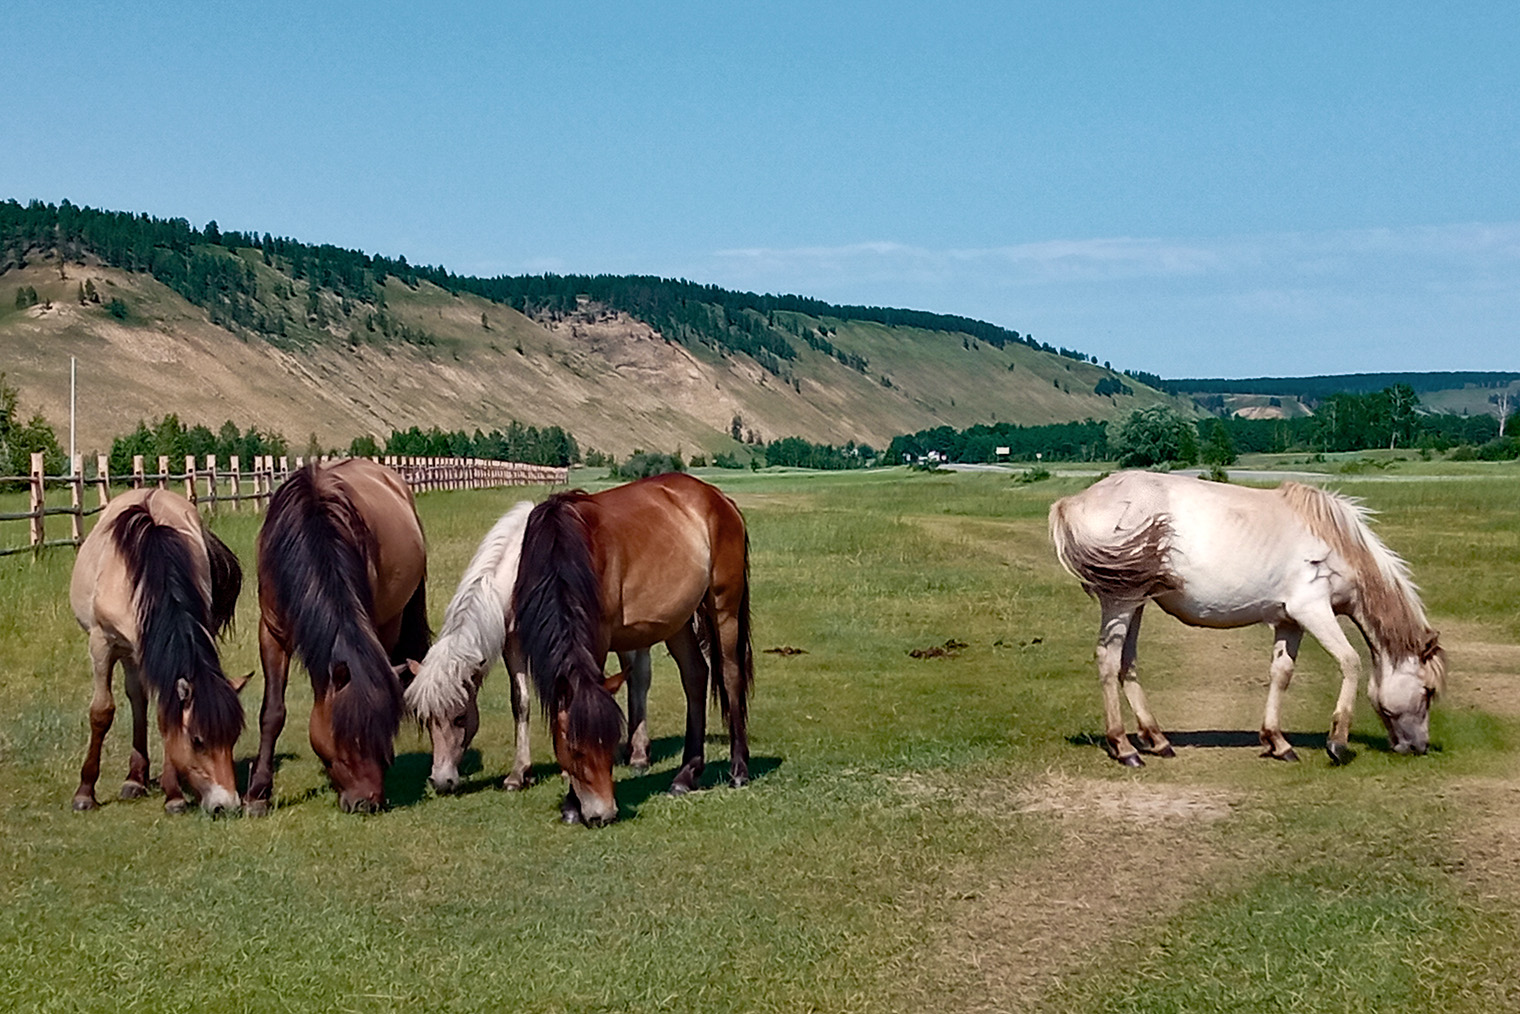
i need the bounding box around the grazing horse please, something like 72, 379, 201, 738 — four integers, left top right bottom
1049, 471, 1445, 766
404, 502, 654, 795
513, 472, 753, 826
69, 489, 247, 814
245, 459, 430, 814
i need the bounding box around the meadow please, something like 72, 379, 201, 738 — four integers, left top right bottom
1, 465, 1518, 1013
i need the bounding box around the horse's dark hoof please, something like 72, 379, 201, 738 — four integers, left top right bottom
244, 798, 271, 817
164, 799, 190, 815
730, 774, 749, 789
668, 781, 692, 797
1117, 753, 1145, 768
1278, 747, 1299, 763
120, 781, 147, 800
1326, 742, 1355, 766
501, 774, 531, 791
72, 795, 98, 812
1154, 745, 1176, 759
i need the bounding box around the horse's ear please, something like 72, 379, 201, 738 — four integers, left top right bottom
1421, 630, 1442, 663
176, 677, 193, 706
332, 661, 351, 690
231, 671, 253, 694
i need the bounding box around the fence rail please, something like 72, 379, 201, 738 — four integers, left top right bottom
0, 453, 567, 557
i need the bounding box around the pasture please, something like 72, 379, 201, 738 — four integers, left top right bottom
2, 466, 1519, 1012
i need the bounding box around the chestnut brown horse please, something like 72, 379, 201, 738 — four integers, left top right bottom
69, 489, 247, 814
513, 472, 753, 826
245, 459, 430, 814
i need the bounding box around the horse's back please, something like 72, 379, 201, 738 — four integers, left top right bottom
319, 458, 427, 622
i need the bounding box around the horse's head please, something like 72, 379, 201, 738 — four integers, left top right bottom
552, 676, 624, 827
162, 674, 249, 814
403, 655, 483, 795
1370, 630, 1445, 756
308, 660, 399, 813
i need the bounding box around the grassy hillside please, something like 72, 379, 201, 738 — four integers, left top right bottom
0, 202, 1180, 458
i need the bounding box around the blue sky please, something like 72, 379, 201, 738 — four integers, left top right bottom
3, 2, 1515, 377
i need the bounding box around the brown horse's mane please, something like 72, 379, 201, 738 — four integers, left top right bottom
512, 490, 624, 751
1276, 482, 1444, 689
111, 500, 244, 746
258, 464, 402, 761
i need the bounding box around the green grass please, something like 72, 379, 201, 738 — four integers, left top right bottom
2, 467, 1519, 1012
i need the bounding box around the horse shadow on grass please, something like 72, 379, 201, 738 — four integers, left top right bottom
612, 735, 783, 821
1065, 729, 1417, 761
235, 752, 297, 795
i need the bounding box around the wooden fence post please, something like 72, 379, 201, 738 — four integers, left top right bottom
204, 455, 218, 510
185, 455, 197, 504
96, 454, 111, 509
29, 452, 45, 549
158, 456, 169, 490
279, 456, 289, 486
229, 455, 241, 510
132, 454, 145, 490
69, 455, 84, 545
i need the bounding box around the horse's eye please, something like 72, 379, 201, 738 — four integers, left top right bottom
192, 736, 206, 750
452, 715, 467, 728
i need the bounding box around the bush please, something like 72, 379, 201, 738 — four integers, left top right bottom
613, 450, 686, 479
105, 297, 129, 320
1014, 465, 1051, 484
1110, 406, 1198, 468
713, 451, 744, 469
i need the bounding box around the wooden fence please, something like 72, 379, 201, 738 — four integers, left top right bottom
0, 453, 568, 557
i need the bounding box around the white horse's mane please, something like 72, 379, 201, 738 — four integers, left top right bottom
405, 501, 534, 720
1276, 482, 1436, 666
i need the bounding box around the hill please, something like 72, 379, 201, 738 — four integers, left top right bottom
1169, 371, 1520, 423
0, 199, 1178, 458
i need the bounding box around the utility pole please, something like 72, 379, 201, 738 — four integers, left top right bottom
69, 356, 76, 462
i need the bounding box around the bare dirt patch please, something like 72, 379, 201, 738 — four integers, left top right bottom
892, 771, 1249, 1012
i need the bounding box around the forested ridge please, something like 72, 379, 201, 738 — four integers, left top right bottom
1166, 372, 1520, 398
0, 198, 1100, 373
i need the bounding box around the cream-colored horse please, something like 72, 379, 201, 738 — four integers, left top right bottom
70, 489, 248, 813
1049, 471, 1444, 765
404, 502, 653, 796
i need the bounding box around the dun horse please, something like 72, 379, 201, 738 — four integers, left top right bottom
1049, 471, 1444, 766
69, 489, 247, 814
245, 459, 430, 813
404, 502, 653, 795
513, 472, 753, 826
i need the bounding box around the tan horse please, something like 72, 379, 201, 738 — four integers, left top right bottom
1050, 471, 1444, 766
69, 489, 247, 814
513, 472, 753, 826
245, 459, 430, 814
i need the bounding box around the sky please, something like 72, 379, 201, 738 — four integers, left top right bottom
3, 2, 1516, 378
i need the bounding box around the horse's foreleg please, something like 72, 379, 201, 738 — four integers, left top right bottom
1298, 605, 1362, 764
503, 639, 534, 791
619, 649, 653, 773
73, 629, 118, 810
1260, 625, 1304, 761
120, 657, 151, 796
244, 620, 290, 815
1118, 604, 1172, 757
1098, 603, 1144, 766
667, 624, 709, 795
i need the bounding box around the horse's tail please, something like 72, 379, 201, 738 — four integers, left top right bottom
203, 525, 242, 638
259, 464, 400, 761
1048, 492, 1177, 600
512, 493, 623, 750
112, 503, 244, 745
706, 526, 754, 724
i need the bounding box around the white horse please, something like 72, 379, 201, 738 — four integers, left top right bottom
1049, 471, 1444, 766
404, 502, 653, 793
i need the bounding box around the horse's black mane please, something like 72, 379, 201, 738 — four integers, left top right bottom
258, 464, 402, 762
513, 491, 624, 750
111, 502, 244, 746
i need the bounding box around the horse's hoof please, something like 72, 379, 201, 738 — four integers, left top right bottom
120, 782, 147, 800
72, 795, 98, 812
1117, 753, 1145, 768
1326, 742, 1355, 766
629, 763, 650, 776
344, 798, 381, 815
560, 807, 583, 825
164, 799, 190, 815
669, 780, 693, 797
1154, 745, 1176, 759
501, 775, 530, 792
730, 774, 749, 789
1278, 747, 1299, 763
244, 798, 271, 817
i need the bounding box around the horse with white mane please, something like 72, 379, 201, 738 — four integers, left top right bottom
1049, 471, 1444, 766
404, 502, 652, 794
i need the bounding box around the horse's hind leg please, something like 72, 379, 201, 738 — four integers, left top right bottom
667, 623, 709, 795
1119, 605, 1173, 757
73, 629, 118, 810
1259, 624, 1304, 761
619, 649, 653, 773
1097, 601, 1145, 766
244, 619, 291, 815
120, 657, 151, 797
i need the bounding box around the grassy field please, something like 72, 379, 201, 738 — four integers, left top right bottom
1, 466, 1518, 1013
